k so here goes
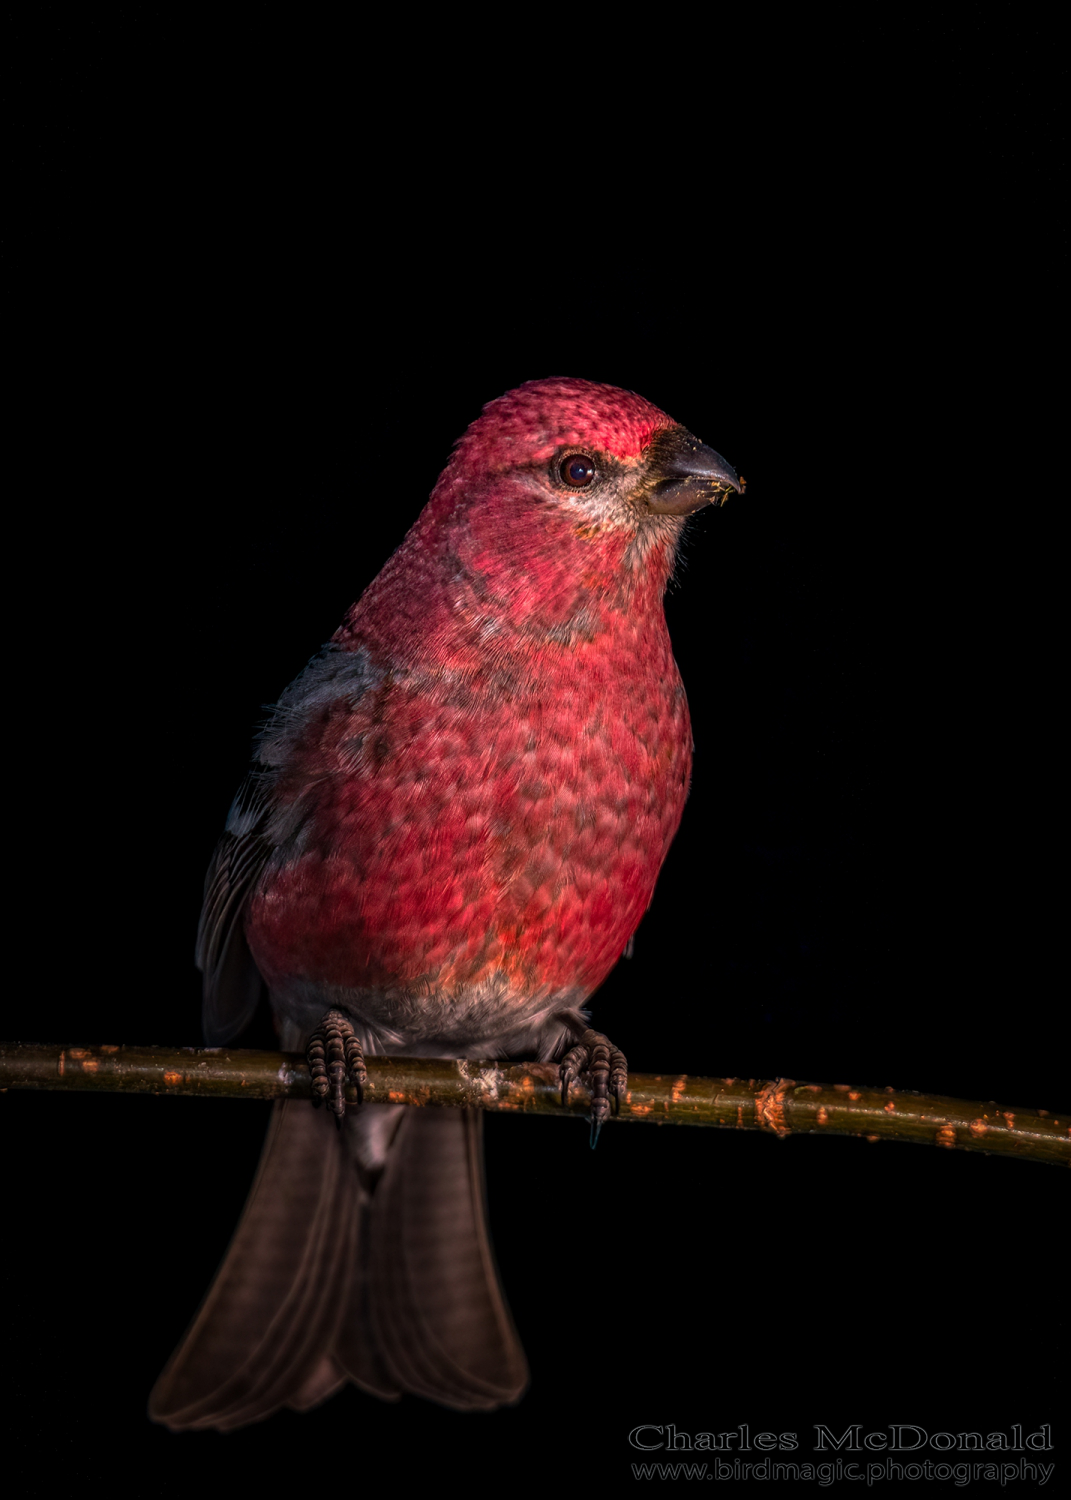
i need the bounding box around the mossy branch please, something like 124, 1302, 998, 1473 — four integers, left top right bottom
1, 1043, 1066, 1166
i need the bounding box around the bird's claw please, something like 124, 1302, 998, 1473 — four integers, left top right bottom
559, 1028, 627, 1148
306, 1010, 367, 1127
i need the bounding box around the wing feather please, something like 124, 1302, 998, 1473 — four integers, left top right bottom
196, 643, 382, 1045
196, 778, 272, 1045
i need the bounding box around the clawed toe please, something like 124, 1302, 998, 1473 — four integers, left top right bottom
559, 1028, 627, 1147
306, 1010, 367, 1126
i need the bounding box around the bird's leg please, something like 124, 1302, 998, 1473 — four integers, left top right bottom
306, 1010, 367, 1127
557, 1017, 627, 1148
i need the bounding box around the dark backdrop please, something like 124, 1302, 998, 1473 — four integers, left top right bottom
8, 14, 1062, 1495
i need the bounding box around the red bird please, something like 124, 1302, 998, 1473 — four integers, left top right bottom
150, 378, 741, 1429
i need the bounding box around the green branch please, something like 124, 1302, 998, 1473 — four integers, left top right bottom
1, 1043, 1066, 1165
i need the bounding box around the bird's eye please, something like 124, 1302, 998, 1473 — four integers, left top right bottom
560, 454, 596, 487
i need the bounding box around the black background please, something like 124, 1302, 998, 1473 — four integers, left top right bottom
7, 14, 1063, 1495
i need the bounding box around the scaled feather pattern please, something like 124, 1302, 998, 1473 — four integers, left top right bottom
154, 377, 740, 1428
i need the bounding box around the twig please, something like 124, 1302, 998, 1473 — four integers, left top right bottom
1, 1043, 1066, 1165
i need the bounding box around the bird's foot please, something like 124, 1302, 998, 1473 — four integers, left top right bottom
306, 1010, 367, 1127
559, 1028, 627, 1148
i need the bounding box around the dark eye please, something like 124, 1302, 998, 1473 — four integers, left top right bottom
560, 453, 596, 487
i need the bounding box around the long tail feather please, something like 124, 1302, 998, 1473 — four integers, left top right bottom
370, 1109, 528, 1410
149, 1099, 355, 1430
149, 1100, 526, 1429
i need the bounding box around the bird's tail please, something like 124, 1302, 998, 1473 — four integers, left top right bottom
148, 1099, 528, 1430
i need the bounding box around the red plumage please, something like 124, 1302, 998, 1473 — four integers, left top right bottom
151, 378, 740, 1429
250, 381, 690, 1032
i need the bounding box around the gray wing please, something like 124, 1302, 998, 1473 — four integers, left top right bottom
196, 774, 272, 1046
196, 642, 384, 1046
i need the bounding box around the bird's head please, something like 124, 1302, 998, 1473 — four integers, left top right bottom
440, 376, 742, 532
346, 378, 741, 660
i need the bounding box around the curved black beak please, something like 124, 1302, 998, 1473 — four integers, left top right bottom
644, 428, 743, 515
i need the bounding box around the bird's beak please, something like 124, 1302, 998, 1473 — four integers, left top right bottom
643, 428, 743, 515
